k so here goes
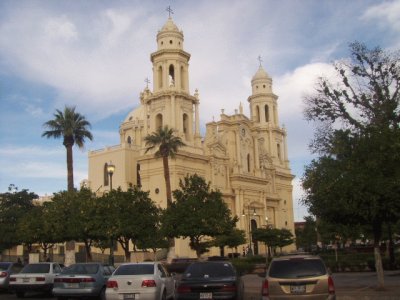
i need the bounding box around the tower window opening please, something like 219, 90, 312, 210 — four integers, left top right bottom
156, 113, 163, 130
256, 106, 260, 122
104, 163, 109, 186
169, 64, 175, 87
158, 66, 163, 88
265, 105, 269, 122
277, 143, 281, 160
247, 153, 251, 172
183, 113, 189, 140
169, 40, 173, 44
127, 136, 132, 145
263, 84, 266, 88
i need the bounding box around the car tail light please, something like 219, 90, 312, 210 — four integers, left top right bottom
106, 280, 118, 289
81, 278, 95, 283
141, 279, 156, 287
261, 279, 269, 298
36, 277, 45, 282
0, 271, 7, 277
328, 276, 335, 294
176, 284, 191, 293
9, 277, 16, 282
221, 283, 237, 292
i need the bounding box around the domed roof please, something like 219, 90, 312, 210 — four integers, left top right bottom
160, 17, 179, 32
252, 66, 270, 81
123, 105, 146, 123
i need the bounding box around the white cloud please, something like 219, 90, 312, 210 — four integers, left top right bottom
361, 1, 400, 32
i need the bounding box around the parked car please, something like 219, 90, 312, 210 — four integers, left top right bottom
9, 262, 63, 298
261, 254, 336, 300
52, 263, 114, 300
106, 262, 175, 300
166, 258, 198, 274
0, 262, 24, 291
175, 261, 244, 300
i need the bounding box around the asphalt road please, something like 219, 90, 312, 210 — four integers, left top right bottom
1, 271, 399, 300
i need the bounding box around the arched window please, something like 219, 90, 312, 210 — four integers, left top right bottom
169, 64, 175, 87
277, 143, 281, 160
180, 66, 185, 89
158, 66, 163, 88
156, 114, 163, 130
265, 105, 269, 122
183, 113, 189, 140
247, 153, 251, 172
255, 106, 260, 122
127, 136, 132, 145
104, 163, 109, 186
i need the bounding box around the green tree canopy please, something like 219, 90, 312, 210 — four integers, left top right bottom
0, 185, 37, 251
302, 41, 400, 288
162, 174, 238, 257
97, 187, 161, 261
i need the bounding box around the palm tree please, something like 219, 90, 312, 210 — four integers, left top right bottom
42, 106, 93, 192
144, 126, 186, 207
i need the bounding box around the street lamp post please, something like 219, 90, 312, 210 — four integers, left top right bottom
107, 162, 115, 266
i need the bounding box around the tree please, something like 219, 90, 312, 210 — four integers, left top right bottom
97, 187, 160, 262
144, 126, 186, 207
0, 185, 37, 251
212, 229, 246, 257
253, 227, 294, 259
42, 106, 93, 192
303, 42, 400, 289
162, 174, 238, 257
47, 188, 100, 262
295, 216, 317, 252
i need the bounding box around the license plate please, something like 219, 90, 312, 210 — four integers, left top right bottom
23, 278, 30, 283
67, 283, 79, 288
200, 292, 212, 299
123, 294, 136, 300
290, 285, 305, 294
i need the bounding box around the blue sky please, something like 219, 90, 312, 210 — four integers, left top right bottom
0, 0, 399, 221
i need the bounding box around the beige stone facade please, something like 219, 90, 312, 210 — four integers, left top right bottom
88, 17, 295, 258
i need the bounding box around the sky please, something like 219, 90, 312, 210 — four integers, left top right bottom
0, 0, 399, 221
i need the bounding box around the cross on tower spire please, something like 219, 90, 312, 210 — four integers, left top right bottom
166, 6, 174, 18
257, 55, 263, 67
144, 77, 150, 89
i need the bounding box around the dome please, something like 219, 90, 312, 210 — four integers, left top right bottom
252, 66, 270, 81
123, 105, 146, 123
160, 17, 179, 32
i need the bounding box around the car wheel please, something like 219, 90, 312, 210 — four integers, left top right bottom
99, 287, 106, 300
16, 291, 25, 298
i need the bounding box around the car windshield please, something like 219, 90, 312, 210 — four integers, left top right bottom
114, 264, 154, 275
61, 264, 99, 275
184, 262, 235, 278
22, 264, 50, 274
269, 258, 327, 279
0, 262, 11, 270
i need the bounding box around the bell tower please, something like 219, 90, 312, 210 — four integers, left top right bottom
142, 16, 201, 147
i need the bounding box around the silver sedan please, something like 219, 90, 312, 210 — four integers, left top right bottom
105, 262, 175, 300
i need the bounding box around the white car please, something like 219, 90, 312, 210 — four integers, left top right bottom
9, 262, 62, 298
106, 262, 175, 300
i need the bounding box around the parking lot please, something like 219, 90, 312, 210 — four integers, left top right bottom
1, 271, 399, 300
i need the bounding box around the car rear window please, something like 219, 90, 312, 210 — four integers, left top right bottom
184, 262, 235, 278
22, 264, 50, 274
114, 264, 154, 275
0, 262, 11, 270
268, 258, 327, 279
61, 264, 99, 275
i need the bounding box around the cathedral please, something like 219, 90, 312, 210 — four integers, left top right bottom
87, 16, 295, 257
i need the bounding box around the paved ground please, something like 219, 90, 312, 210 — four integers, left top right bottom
243, 271, 400, 300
